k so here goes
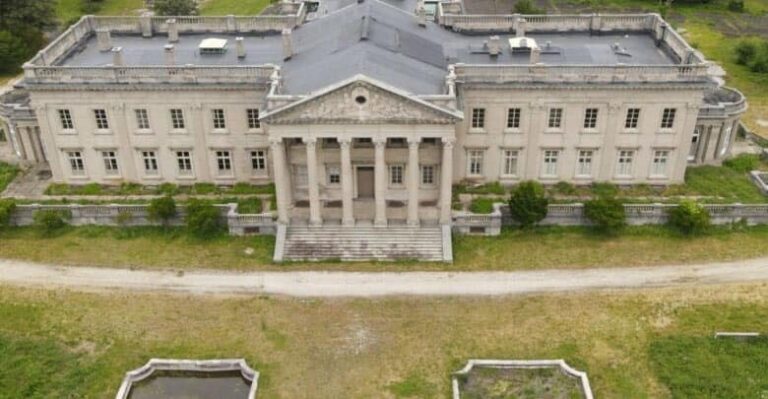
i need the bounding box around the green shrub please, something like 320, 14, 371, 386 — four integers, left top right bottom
153, 0, 199, 15
192, 182, 218, 195
749, 52, 768, 73
727, 0, 745, 11
0, 199, 16, 228
735, 41, 757, 65
667, 200, 711, 235
236, 197, 263, 214
553, 181, 577, 196
584, 196, 626, 234
117, 182, 143, 195
469, 197, 496, 214
591, 182, 619, 198
723, 153, 759, 173
147, 196, 177, 226
0, 162, 20, 193
513, 0, 545, 14
508, 181, 549, 228
185, 199, 223, 238
33, 209, 70, 233
80, 183, 103, 195
156, 183, 178, 196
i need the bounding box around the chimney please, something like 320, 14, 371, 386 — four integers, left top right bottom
96, 28, 112, 52
167, 18, 178, 43
236, 37, 246, 58
530, 46, 541, 64
282, 28, 293, 60
140, 11, 153, 38
517, 18, 526, 38
112, 47, 124, 66
164, 44, 175, 65
415, 3, 427, 27
488, 36, 501, 56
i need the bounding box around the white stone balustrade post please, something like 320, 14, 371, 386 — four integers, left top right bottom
339, 137, 355, 227
407, 137, 421, 226
374, 137, 387, 227
304, 137, 322, 226
440, 137, 455, 224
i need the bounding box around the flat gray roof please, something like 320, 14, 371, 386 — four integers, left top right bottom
57, 0, 676, 94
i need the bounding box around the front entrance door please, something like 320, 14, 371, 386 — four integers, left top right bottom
357, 167, 374, 198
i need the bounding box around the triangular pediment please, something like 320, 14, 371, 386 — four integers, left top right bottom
261, 75, 462, 125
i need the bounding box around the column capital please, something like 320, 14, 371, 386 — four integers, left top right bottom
441, 137, 456, 147
373, 137, 386, 147
338, 136, 352, 145
407, 136, 422, 145
302, 137, 317, 146
268, 137, 284, 146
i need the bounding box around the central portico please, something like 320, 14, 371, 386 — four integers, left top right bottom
263, 76, 461, 228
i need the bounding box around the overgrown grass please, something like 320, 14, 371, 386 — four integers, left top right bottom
2, 284, 768, 397
44, 182, 275, 196
1, 224, 767, 271
650, 335, 768, 398
199, 0, 274, 15
0, 162, 20, 193
469, 197, 497, 214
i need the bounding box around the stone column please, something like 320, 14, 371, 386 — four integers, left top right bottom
374, 137, 387, 227
407, 137, 421, 226
270, 138, 292, 224
440, 137, 455, 225
304, 137, 322, 226
339, 137, 354, 226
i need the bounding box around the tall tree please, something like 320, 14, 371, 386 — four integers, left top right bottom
153, 0, 199, 16
0, 0, 56, 74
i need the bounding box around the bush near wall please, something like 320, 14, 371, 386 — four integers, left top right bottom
584, 196, 626, 234
667, 200, 711, 235
0, 199, 15, 227
508, 181, 549, 228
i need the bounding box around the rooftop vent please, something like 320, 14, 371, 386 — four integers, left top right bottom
199, 38, 228, 55
508, 37, 538, 53
612, 42, 631, 57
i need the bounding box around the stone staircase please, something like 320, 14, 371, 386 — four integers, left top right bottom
276, 225, 451, 262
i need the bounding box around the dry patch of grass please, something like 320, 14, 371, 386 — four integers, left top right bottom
1, 225, 767, 272
2, 284, 768, 397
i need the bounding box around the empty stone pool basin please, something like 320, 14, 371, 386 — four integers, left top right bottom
127, 370, 251, 399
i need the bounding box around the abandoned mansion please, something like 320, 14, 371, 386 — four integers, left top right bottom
0, 0, 748, 257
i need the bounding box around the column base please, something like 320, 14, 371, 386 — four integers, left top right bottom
342, 218, 355, 227
374, 219, 388, 228
309, 218, 323, 227
407, 219, 420, 227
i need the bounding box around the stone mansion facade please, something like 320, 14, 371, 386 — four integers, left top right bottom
0, 0, 747, 231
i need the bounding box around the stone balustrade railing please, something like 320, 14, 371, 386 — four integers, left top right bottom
25, 65, 277, 84
454, 202, 768, 235
452, 63, 709, 84
9, 203, 277, 235
698, 87, 748, 119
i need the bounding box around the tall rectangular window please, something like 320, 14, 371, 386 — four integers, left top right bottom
583, 108, 598, 129
661, 108, 676, 129
506, 108, 521, 129
327, 164, 341, 184
176, 150, 193, 175
101, 151, 119, 175
652, 150, 670, 177
212, 109, 226, 129
471, 108, 485, 129
216, 150, 232, 175
142, 150, 159, 175
576, 150, 594, 177
502, 149, 519, 177
467, 150, 484, 176
616, 150, 635, 176
170, 109, 185, 130
94, 109, 109, 130
67, 151, 85, 175
542, 150, 559, 177
247, 109, 261, 130
250, 149, 267, 173
421, 165, 436, 185
625, 108, 640, 129
548, 108, 563, 129
58, 109, 74, 130
135, 109, 150, 130
389, 164, 404, 185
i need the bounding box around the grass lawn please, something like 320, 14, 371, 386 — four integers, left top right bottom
0, 162, 20, 194
2, 283, 768, 397
55, 0, 273, 23
0, 224, 767, 271
199, 0, 275, 15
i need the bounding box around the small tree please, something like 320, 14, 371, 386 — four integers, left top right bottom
153, 0, 199, 16
667, 200, 710, 235
0, 199, 16, 228
148, 196, 177, 226
185, 199, 223, 238
735, 41, 757, 65
508, 181, 548, 228
33, 209, 70, 234
584, 196, 626, 234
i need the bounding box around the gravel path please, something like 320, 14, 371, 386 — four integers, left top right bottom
0, 257, 767, 297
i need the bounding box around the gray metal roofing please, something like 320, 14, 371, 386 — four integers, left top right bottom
56, 0, 676, 94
